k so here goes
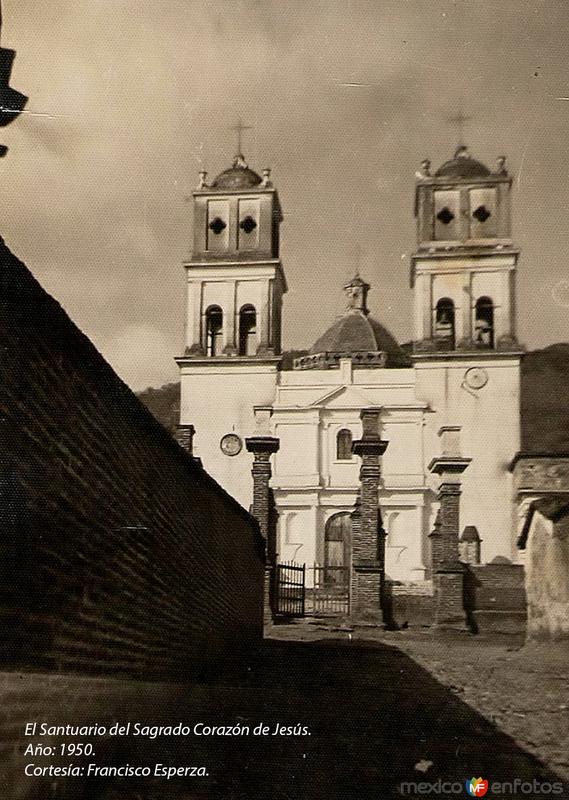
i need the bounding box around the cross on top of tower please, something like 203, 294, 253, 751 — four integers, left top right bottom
229, 119, 253, 166
447, 111, 472, 152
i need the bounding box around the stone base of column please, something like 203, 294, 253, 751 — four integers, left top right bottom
351, 563, 382, 621
432, 568, 467, 630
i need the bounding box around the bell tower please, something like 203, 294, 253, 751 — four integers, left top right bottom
176, 146, 286, 508
412, 147, 519, 353
411, 146, 523, 566
181, 152, 286, 360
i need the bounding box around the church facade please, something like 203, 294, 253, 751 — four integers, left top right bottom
176, 146, 522, 586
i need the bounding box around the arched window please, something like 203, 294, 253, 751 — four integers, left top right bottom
205, 305, 223, 356
238, 305, 257, 356
336, 429, 353, 461
434, 298, 455, 348
475, 296, 494, 348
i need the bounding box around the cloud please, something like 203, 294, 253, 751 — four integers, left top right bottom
96, 323, 179, 391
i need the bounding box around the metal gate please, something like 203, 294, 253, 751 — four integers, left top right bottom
310, 565, 350, 616
272, 562, 306, 618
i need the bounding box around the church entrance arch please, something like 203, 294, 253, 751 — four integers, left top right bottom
324, 512, 351, 575
309, 513, 351, 616
311, 511, 352, 616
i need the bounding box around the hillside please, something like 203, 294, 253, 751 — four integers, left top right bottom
137, 382, 180, 435
138, 345, 569, 453
520, 343, 569, 453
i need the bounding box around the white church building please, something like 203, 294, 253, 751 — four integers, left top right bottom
176, 145, 522, 585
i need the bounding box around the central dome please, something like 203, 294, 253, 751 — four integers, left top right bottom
294, 275, 410, 369
309, 312, 409, 367
211, 154, 262, 190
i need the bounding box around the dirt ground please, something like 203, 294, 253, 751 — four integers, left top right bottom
87, 622, 569, 800
271, 621, 569, 783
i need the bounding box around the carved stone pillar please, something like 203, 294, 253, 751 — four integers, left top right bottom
429, 426, 471, 629
246, 408, 279, 624
351, 408, 389, 622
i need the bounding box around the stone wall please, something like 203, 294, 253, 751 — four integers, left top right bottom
524, 511, 569, 640
0, 237, 264, 679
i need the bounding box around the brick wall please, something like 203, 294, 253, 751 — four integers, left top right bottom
0, 238, 264, 679
0, 670, 251, 799
387, 564, 526, 633
464, 563, 526, 634
388, 584, 435, 628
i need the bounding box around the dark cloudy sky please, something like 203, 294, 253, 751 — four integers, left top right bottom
2, 0, 569, 389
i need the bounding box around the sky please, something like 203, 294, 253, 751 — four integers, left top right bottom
1, 0, 569, 390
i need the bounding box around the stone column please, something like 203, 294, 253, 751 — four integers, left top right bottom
256, 279, 274, 356
458, 271, 472, 347
428, 426, 471, 629
186, 282, 205, 356
422, 272, 432, 341
223, 281, 237, 355
351, 408, 389, 622
246, 407, 279, 624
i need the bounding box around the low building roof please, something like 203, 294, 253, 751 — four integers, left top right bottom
517, 496, 569, 549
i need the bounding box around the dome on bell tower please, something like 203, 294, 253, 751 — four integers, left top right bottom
434, 146, 491, 179
211, 154, 263, 190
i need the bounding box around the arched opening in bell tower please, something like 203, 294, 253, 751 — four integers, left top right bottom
434, 298, 456, 349
474, 296, 494, 348
238, 305, 257, 356
205, 305, 223, 356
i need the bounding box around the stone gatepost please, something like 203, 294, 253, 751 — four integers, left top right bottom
428, 426, 471, 629
351, 408, 389, 622
245, 407, 279, 626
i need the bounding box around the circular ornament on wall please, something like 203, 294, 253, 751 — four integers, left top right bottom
220, 433, 243, 457
464, 366, 489, 390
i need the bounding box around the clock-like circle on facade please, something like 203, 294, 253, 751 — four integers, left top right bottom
464, 367, 489, 390
220, 433, 243, 457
